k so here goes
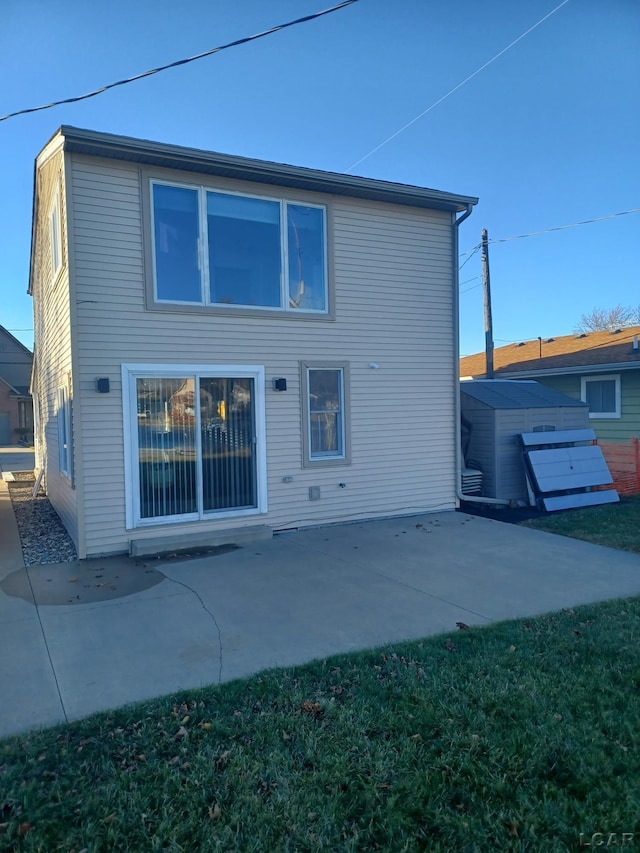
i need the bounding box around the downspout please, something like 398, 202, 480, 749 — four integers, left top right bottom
453, 205, 510, 506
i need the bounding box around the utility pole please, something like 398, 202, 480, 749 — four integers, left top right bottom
481, 228, 494, 379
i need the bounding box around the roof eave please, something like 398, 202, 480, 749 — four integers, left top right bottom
27, 159, 38, 297
57, 125, 478, 213
490, 360, 640, 379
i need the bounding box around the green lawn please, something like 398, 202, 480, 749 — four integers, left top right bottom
2, 599, 640, 851
522, 495, 640, 553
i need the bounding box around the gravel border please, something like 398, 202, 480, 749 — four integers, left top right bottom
8, 475, 78, 566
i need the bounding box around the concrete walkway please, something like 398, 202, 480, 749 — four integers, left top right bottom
0, 445, 35, 475
1, 465, 639, 739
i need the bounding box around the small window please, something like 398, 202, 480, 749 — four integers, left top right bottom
57, 386, 72, 478
532, 424, 556, 432
581, 375, 621, 419
301, 362, 350, 467
50, 196, 63, 281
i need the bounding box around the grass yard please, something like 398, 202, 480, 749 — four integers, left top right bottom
522, 495, 640, 554
2, 599, 640, 852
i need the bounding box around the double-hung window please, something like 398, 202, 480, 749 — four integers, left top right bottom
150, 181, 328, 313
301, 362, 350, 467
57, 386, 72, 478
581, 374, 621, 419
50, 195, 62, 283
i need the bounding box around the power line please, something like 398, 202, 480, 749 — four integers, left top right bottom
460, 282, 483, 296
0, 1, 359, 123
488, 208, 640, 245
458, 244, 481, 269
460, 207, 640, 255
345, 0, 570, 172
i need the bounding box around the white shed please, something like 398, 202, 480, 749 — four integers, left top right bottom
460, 380, 589, 502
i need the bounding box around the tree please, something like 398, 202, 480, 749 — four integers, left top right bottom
574, 304, 638, 333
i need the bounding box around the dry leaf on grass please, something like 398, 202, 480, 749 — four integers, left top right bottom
208, 803, 221, 820
300, 700, 323, 718
503, 819, 519, 837
215, 750, 231, 771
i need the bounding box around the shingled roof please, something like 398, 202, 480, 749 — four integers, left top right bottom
460, 325, 640, 378
460, 380, 587, 409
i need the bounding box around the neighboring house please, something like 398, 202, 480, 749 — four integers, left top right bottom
460, 327, 640, 493
0, 324, 33, 445
29, 126, 477, 558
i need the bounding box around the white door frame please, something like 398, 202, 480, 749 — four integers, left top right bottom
122, 363, 267, 529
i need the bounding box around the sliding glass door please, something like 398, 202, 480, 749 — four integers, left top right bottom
129, 368, 261, 525
137, 377, 197, 518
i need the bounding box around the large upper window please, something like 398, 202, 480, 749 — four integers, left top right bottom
151, 181, 328, 313
581, 374, 621, 419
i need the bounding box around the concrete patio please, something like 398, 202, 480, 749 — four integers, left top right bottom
1, 447, 639, 740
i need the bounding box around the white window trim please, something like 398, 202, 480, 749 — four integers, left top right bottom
57, 386, 72, 478
49, 194, 63, 284
122, 363, 268, 530
580, 374, 621, 419
32, 391, 41, 460
149, 179, 329, 314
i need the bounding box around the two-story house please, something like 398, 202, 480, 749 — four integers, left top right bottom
29, 126, 477, 558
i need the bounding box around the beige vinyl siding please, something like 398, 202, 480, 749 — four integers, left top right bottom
70, 155, 456, 556
31, 148, 78, 548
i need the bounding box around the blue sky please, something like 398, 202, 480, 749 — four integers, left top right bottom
2, 0, 638, 355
